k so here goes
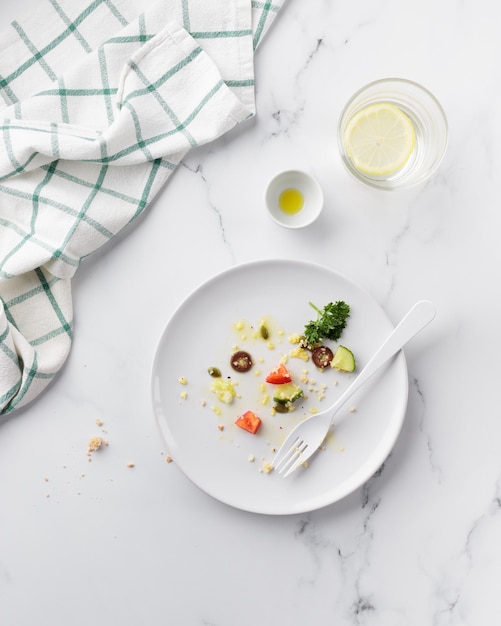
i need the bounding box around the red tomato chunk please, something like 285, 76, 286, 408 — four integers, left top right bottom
235, 410, 262, 435
265, 363, 292, 385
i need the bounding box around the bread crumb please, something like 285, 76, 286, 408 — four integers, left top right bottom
217, 424, 224, 431
178, 376, 187, 385
43, 477, 49, 482
87, 436, 108, 459
248, 454, 255, 462
88, 436, 105, 452
96, 418, 103, 427
127, 463, 135, 468
165, 456, 173, 464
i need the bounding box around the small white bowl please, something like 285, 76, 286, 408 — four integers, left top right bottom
265, 170, 324, 229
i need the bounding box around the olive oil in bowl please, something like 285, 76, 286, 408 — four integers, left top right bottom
278, 188, 304, 215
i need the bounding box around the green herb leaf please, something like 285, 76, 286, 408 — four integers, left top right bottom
303, 301, 350, 345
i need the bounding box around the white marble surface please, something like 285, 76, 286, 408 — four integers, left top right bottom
1, 0, 501, 624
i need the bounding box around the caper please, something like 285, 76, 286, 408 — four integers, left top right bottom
259, 324, 269, 340
208, 366, 222, 378
273, 403, 289, 414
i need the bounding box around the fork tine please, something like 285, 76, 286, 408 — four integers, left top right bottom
272, 437, 300, 474
272, 435, 301, 471
275, 447, 301, 475
282, 444, 310, 477
275, 439, 308, 475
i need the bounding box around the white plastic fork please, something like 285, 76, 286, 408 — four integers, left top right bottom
272, 300, 436, 477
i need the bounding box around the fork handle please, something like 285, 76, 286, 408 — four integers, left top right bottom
329, 300, 436, 421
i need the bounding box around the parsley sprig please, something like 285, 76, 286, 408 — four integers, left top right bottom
303, 301, 350, 346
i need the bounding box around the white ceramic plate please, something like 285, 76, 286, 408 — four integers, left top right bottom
151, 259, 408, 515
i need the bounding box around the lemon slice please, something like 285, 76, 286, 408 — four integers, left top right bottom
344, 103, 416, 176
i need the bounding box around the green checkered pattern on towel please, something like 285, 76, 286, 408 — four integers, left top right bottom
0, 0, 285, 414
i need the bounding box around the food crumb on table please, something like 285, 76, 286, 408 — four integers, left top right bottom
87, 436, 108, 460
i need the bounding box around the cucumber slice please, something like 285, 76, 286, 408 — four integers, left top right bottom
332, 346, 356, 372
273, 382, 303, 404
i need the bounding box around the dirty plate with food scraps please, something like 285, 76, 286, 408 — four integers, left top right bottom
151, 259, 408, 515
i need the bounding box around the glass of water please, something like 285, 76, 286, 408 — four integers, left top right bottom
337, 78, 448, 190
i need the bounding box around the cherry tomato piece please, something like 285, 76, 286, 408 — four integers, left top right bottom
235, 410, 262, 434
265, 363, 292, 384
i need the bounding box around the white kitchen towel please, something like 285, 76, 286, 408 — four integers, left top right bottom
0, 0, 285, 414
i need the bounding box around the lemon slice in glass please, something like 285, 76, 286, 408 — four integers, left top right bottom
343, 103, 416, 176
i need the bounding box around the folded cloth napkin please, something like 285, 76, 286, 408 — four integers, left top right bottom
0, 0, 285, 414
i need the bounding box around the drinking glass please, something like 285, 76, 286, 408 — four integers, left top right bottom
338, 78, 448, 190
